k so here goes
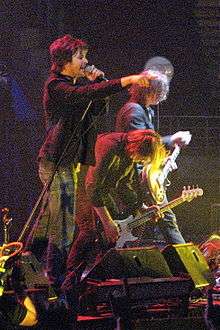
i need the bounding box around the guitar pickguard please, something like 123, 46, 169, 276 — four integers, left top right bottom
146, 167, 166, 204
146, 145, 181, 205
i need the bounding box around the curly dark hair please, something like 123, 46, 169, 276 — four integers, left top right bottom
129, 73, 169, 104
49, 34, 88, 73
144, 56, 174, 82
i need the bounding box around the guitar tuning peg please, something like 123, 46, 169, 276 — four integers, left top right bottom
187, 185, 191, 190
183, 186, 186, 191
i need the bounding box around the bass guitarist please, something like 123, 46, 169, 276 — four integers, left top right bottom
115, 62, 191, 244
85, 129, 167, 247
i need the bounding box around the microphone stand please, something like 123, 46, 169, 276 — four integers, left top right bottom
156, 102, 160, 131
1, 208, 12, 245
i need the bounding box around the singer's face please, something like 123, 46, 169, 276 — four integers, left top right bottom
68, 48, 88, 78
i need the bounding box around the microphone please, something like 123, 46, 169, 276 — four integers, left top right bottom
84, 64, 108, 81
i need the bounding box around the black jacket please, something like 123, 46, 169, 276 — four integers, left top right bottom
39, 73, 123, 165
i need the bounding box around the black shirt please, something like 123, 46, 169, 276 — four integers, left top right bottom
38, 73, 123, 165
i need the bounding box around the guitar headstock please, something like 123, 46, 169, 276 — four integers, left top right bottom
181, 185, 203, 202
1, 208, 12, 226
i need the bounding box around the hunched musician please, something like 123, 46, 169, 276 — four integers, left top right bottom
85, 129, 167, 247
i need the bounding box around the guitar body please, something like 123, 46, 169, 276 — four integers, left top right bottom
115, 216, 139, 248
147, 145, 181, 205
147, 166, 166, 205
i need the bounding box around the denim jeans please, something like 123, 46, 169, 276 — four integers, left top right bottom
32, 159, 77, 287
33, 160, 97, 289
157, 202, 186, 244
61, 164, 97, 292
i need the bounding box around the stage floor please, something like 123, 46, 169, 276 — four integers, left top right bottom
3, 288, 219, 329
76, 297, 215, 329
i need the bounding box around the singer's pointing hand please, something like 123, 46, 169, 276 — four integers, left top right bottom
121, 72, 157, 88
84, 65, 105, 81
134, 71, 158, 87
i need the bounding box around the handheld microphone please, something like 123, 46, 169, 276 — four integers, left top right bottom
84, 64, 108, 81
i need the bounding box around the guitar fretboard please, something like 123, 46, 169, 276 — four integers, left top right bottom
127, 195, 184, 230
127, 188, 203, 230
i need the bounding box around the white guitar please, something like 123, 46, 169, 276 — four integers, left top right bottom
115, 186, 203, 248
147, 144, 181, 204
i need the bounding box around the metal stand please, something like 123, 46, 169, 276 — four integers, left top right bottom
1, 208, 12, 244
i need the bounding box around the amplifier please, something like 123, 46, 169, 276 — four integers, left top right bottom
162, 243, 214, 288
82, 246, 172, 281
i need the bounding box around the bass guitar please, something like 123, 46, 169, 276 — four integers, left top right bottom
115, 186, 203, 248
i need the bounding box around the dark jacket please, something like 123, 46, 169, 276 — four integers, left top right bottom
86, 132, 148, 217
115, 101, 172, 146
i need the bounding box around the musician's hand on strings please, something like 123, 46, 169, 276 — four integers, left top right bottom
142, 204, 163, 222
170, 131, 192, 147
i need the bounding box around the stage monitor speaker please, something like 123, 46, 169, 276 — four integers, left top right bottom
162, 243, 215, 288
83, 246, 172, 281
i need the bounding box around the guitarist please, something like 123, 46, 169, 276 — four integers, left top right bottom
85, 129, 167, 246
115, 66, 192, 244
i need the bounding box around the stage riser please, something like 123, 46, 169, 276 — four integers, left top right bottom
133, 317, 207, 330
77, 316, 207, 330
84, 277, 193, 304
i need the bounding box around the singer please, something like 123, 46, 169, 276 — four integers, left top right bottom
31, 34, 156, 324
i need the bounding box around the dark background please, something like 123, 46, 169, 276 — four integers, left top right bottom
0, 0, 219, 243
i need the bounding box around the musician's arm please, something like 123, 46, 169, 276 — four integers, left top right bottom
163, 131, 192, 149
161, 135, 173, 148
86, 144, 120, 244
94, 206, 119, 244
86, 174, 120, 243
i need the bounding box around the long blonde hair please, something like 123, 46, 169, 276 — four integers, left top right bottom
125, 129, 168, 169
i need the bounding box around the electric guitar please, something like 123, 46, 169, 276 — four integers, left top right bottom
147, 144, 181, 204
115, 186, 203, 248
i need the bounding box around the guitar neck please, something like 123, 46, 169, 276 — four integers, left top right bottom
160, 195, 185, 213
127, 186, 203, 231
128, 195, 186, 230
170, 144, 181, 163
161, 144, 181, 179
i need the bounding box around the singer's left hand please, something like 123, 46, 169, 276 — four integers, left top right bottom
84, 65, 105, 81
